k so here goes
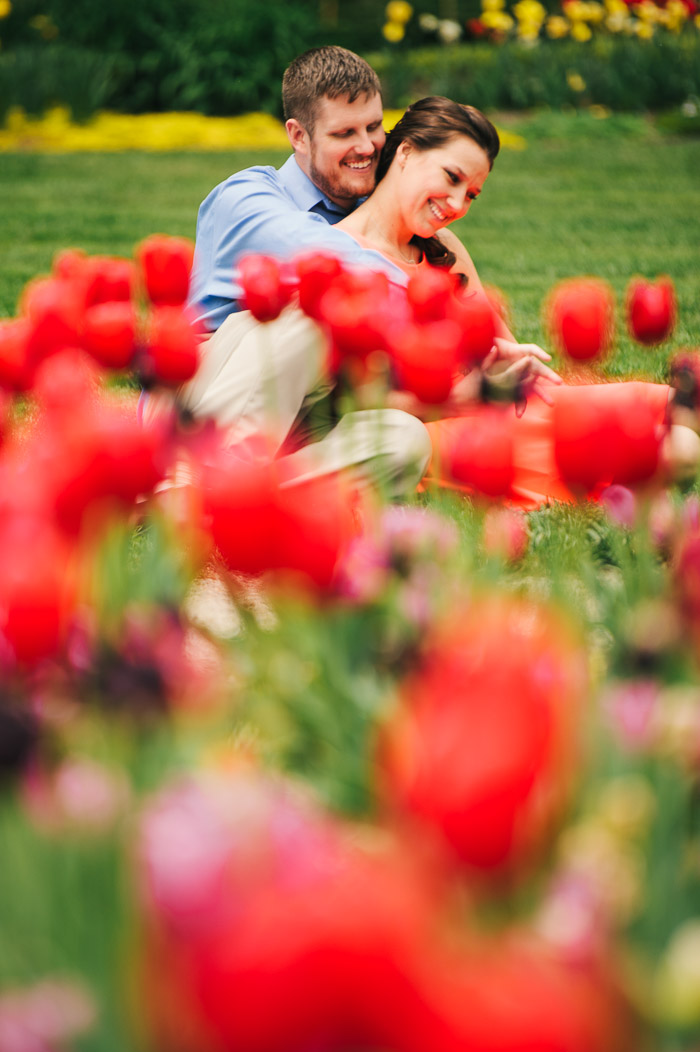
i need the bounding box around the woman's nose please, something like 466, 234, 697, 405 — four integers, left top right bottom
448, 187, 468, 214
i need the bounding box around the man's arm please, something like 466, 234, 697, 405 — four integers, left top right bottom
189, 166, 406, 333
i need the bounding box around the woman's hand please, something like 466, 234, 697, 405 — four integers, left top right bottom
481, 338, 563, 415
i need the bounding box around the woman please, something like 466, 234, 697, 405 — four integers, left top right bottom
335, 96, 691, 506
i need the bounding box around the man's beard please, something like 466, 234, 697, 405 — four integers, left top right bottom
309, 153, 377, 210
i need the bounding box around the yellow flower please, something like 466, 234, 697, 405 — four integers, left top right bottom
563, 1, 587, 20
385, 0, 413, 24
635, 18, 655, 35
695, 12, 700, 27
606, 11, 631, 30
481, 9, 515, 29
482, 0, 506, 12
517, 22, 541, 39
546, 14, 571, 36
589, 103, 611, 117
0, 0, 11, 19
666, 0, 688, 29
604, 0, 627, 13
634, 1, 660, 20
571, 19, 593, 38
566, 69, 587, 90
583, 1, 606, 21
382, 19, 405, 40
513, 0, 546, 22
653, 921, 700, 1028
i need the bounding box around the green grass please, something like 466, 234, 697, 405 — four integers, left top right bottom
1, 117, 699, 384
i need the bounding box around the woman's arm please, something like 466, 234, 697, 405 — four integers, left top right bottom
438, 228, 562, 407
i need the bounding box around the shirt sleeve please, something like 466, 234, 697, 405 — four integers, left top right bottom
189, 166, 407, 332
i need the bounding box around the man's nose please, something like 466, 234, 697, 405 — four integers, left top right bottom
355, 130, 375, 155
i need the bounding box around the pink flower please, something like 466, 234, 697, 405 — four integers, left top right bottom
21, 758, 130, 835
600, 485, 637, 529
602, 679, 659, 751
0, 979, 96, 1052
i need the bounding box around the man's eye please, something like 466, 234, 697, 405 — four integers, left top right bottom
332, 130, 352, 138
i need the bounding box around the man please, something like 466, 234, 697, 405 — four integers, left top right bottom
180, 46, 432, 500
189, 47, 403, 334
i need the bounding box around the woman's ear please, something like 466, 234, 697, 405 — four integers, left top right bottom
396, 140, 413, 168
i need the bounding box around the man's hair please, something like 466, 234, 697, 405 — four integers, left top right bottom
282, 46, 382, 134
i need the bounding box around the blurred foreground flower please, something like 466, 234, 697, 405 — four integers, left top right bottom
21, 757, 131, 835
546, 277, 615, 362
378, 593, 588, 876
0, 979, 96, 1052
626, 276, 676, 346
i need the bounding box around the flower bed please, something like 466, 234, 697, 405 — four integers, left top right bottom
1, 234, 700, 1052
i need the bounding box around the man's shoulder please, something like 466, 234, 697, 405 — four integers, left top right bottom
210, 164, 284, 198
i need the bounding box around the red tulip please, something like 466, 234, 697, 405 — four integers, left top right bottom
52, 247, 89, 283
238, 254, 295, 322
0, 318, 35, 392
83, 256, 137, 307
137, 234, 195, 307
378, 595, 586, 874
390, 320, 461, 404
203, 448, 357, 592
442, 406, 515, 498
141, 306, 200, 387
406, 267, 458, 322
273, 474, 360, 593
552, 384, 663, 495
626, 276, 676, 345
295, 251, 344, 319
137, 772, 438, 1052
82, 301, 138, 371
201, 452, 281, 578
32, 348, 102, 419
547, 278, 615, 362
20, 277, 84, 363
317, 269, 397, 377
0, 514, 77, 667
448, 290, 497, 368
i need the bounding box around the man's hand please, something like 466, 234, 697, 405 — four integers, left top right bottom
481, 337, 563, 415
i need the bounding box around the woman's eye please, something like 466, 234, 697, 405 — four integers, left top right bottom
445, 170, 459, 184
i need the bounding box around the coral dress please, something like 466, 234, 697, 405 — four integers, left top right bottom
423, 380, 671, 510
341, 235, 671, 509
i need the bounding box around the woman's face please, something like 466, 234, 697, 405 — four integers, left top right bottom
395, 135, 491, 238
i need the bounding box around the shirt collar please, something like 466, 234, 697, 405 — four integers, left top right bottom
278, 155, 351, 219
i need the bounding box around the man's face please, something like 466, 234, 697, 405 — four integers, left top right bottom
291, 92, 385, 209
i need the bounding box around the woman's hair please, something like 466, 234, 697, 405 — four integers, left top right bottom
377, 96, 500, 270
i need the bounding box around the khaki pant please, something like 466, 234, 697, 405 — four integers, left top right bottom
158, 306, 431, 500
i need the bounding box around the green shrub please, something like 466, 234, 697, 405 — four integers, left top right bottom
0, 45, 116, 122
369, 34, 700, 111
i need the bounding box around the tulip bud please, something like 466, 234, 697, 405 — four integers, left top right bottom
547, 278, 615, 362
238, 254, 295, 322
626, 276, 676, 345
137, 234, 195, 307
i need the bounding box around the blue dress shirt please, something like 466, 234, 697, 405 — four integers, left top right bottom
188, 155, 406, 332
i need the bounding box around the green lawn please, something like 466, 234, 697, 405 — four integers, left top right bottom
1, 114, 699, 382
1, 114, 700, 1052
